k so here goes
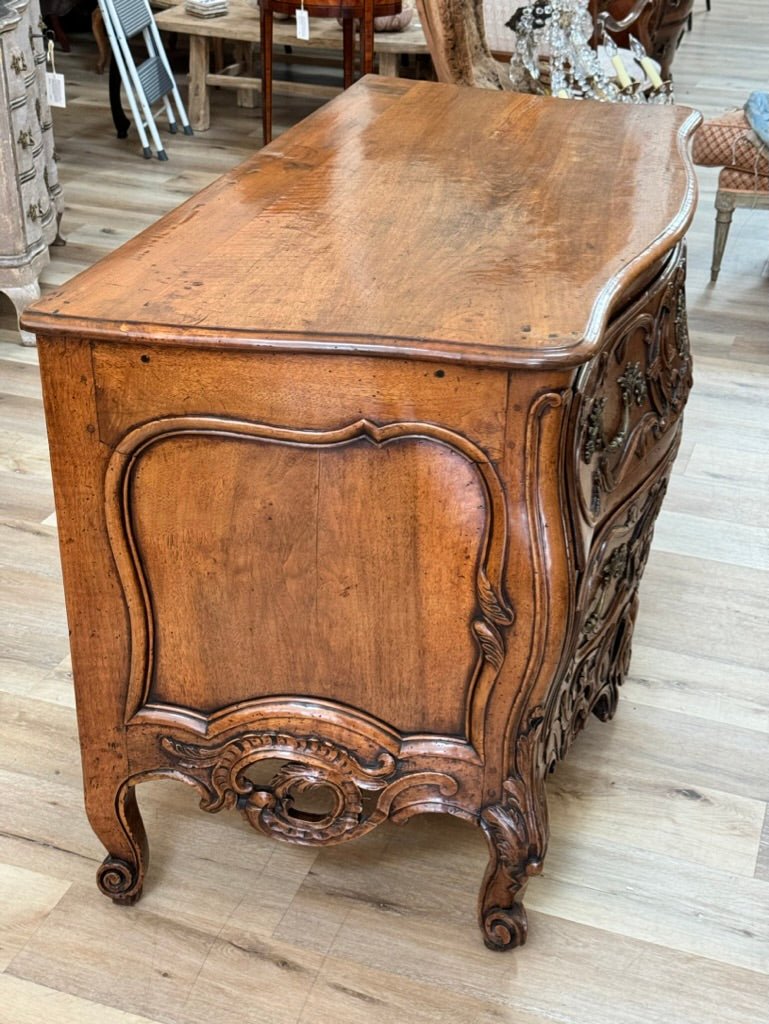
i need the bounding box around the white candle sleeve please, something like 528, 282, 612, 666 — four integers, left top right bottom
640, 56, 663, 89
611, 54, 633, 90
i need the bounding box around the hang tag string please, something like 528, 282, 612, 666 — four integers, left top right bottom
47, 38, 55, 73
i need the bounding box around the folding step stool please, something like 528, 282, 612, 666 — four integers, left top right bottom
99, 0, 193, 160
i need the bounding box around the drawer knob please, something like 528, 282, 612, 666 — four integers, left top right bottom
11, 51, 28, 74
17, 129, 35, 150
27, 201, 46, 222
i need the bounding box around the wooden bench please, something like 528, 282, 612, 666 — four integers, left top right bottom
154, 0, 429, 130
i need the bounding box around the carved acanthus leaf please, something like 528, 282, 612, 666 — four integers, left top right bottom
472, 619, 505, 671
477, 568, 515, 627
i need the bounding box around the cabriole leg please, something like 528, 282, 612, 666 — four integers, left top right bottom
479, 802, 545, 950
89, 782, 148, 905
478, 710, 549, 951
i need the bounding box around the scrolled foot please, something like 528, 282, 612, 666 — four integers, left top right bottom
97, 855, 143, 905
482, 902, 529, 951
591, 682, 619, 722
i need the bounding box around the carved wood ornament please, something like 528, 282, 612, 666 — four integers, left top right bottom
577, 258, 692, 523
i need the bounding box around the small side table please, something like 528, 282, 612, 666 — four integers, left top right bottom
259, 0, 400, 143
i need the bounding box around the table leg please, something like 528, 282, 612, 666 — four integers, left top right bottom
378, 52, 398, 78
361, 0, 374, 75
260, 4, 273, 145
92, 8, 109, 74
342, 17, 353, 88
188, 35, 211, 132
3, 280, 40, 346
235, 42, 259, 109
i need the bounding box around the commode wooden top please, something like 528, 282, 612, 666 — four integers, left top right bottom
23, 77, 699, 367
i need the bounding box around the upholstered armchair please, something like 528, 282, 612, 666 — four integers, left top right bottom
692, 106, 769, 282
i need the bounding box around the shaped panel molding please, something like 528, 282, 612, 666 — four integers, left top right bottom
105, 417, 514, 742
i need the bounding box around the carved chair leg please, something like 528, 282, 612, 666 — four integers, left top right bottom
89, 782, 148, 905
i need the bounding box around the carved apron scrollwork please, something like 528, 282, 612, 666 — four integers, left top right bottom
160, 730, 459, 846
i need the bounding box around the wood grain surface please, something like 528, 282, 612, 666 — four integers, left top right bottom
23, 79, 699, 367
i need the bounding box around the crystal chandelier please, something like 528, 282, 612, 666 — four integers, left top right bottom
507, 1, 673, 103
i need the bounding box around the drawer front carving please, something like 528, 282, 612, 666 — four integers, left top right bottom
106, 416, 513, 740
17, 126, 35, 149
545, 448, 675, 771
574, 249, 691, 530
18, 170, 46, 247
9, 47, 28, 75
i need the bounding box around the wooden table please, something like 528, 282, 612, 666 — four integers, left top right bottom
24, 78, 700, 950
154, 0, 428, 130
258, 0, 401, 144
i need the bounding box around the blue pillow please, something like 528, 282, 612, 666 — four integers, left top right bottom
745, 90, 769, 148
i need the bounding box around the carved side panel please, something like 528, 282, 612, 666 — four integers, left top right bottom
576, 251, 692, 528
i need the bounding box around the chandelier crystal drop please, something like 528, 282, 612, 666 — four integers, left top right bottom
506, 1, 674, 104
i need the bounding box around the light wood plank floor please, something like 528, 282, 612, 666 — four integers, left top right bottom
1, 4, 768, 1022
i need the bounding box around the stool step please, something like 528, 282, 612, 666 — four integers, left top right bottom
137, 55, 174, 106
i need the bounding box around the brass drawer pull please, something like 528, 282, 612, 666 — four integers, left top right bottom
17, 129, 35, 150
11, 52, 28, 74
27, 201, 46, 222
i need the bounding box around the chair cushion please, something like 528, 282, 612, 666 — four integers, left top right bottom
692, 109, 769, 176
718, 166, 769, 191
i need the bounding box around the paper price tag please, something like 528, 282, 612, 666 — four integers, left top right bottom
46, 71, 66, 107
296, 7, 310, 40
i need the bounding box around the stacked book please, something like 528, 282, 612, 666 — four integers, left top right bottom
184, 0, 229, 17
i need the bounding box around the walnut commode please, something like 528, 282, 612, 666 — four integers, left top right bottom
25, 78, 700, 950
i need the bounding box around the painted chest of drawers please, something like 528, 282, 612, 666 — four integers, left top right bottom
0, 0, 63, 344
